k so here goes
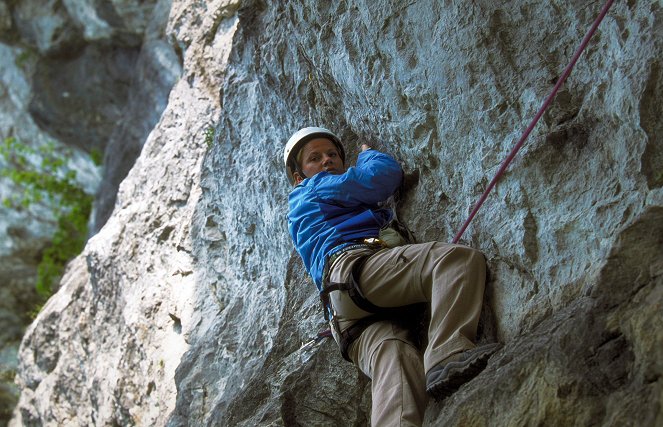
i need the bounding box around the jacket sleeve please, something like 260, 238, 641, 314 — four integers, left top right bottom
313, 149, 403, 207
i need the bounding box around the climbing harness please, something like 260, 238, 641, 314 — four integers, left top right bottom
452, 0, 615, 244
320, 251, 424, 361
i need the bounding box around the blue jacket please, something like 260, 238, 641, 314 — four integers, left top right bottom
287, 149, 403, 290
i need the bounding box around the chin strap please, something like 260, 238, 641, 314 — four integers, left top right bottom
289, 158, 307, 182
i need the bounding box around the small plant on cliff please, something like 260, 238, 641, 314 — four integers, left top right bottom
204, 125, 216, 148
0, 136, 93, 297
14, 47, 37, 71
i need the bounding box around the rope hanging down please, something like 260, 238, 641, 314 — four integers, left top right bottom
452, 0, 615, 244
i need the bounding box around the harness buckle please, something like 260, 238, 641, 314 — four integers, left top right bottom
362, 237, 387, 247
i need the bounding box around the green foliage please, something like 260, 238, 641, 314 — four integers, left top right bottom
90, 147, 104, 166
204, 125, 216, 148
27, 301, 46, 320
0, 369, 15, 383
0, 136, 93, 297
14, 47, 36, 71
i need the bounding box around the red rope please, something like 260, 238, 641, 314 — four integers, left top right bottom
452, 0, 615, 244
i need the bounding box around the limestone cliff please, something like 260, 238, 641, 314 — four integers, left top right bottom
0, 0, 178, 422
5, 0, 663, 426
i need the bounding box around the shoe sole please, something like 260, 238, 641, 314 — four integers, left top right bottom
426, 342, 501, 401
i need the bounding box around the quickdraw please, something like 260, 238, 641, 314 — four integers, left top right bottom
299, 329, 333, 353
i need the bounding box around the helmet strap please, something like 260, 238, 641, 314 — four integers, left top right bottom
290, 158, 307, 183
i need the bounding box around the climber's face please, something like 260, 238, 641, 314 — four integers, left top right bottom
293, 138, 346, 184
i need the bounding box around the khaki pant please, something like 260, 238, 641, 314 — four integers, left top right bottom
327, 242, 486, 427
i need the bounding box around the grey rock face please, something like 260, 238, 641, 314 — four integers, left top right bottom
10, 0, 663, 426
9, 0, 82, 55
0, 0, 178, 423
92, 2, 182, 231
0, 40, 101, 426
29, 44, 140, 153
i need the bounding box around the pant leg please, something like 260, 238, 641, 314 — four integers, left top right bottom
359, 242, 486, 373
325, 242, 485, 424
327, 248, 380, 331
347, 320, 427, 427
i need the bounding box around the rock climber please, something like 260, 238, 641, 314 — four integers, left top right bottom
284, 126, 501, 426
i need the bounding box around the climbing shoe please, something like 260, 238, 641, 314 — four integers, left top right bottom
425, 342, 502, 401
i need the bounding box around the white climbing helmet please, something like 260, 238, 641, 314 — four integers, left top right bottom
283, 127, 345, 184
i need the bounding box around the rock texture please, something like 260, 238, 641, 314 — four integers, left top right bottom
0, 19, 100, 427
7, 0, 663, 426
0, 0, 178, 423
